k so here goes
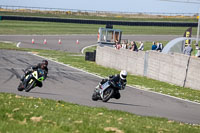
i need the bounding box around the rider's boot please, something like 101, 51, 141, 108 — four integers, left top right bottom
114, 92, 121, 99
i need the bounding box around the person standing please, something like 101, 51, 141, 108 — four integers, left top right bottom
130, 41, 138, 52
151, 41, 157, 50
121, 41, 127, 49
156, 42, 163, 52
138, 41, 144, 51
183, 44, 193, 56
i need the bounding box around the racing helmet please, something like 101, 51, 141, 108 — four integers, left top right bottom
120, 70, 127, 80
42, 60, 48, 67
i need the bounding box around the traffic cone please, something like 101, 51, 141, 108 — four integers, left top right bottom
58, 39, 62, 44
32, 39, 35, 44
43, 39, 47, 44
76, 40, 79, 44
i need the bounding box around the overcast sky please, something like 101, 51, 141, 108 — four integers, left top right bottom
1, 0, 200, 14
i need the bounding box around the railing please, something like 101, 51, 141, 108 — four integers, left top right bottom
0, 5, 198, 17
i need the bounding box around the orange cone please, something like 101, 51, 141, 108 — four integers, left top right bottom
32, 39, 35, 44
43, 39, 47, 44
58, 39, 62, 44
76, 40, 79, 44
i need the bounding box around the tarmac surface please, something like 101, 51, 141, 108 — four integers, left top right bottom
1, 35, 200, 124
0, 35, 181, 53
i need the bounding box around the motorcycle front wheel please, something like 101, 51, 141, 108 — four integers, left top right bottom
25, 79, 36, 92
92, 91, 99, 101
17, 82, 24, 91
102, 88, 114, 102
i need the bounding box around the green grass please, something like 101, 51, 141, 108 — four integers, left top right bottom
0, 20, 197, 35
0, 11, 198, 22
1, 42, 200, 103
1, 93, 200, 133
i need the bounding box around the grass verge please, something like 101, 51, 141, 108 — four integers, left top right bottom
0, 42, 200, 103
0, 20, 197, 35
1, 42, 200, 132
1, 93, 200, 133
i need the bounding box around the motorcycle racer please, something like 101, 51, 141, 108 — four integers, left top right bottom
20, 60, 48, 88
100, 70, 127, 99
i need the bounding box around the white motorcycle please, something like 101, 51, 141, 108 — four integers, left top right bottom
92, 80, 121, 102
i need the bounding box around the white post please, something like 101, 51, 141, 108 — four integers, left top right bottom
196, 10, 200, 46
195, 10, 200, 57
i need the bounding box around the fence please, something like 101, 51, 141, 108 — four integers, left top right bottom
0, 5, 198, 17
2, 16, 197, 27
96, 46, 200, 90
0, 5, 199, 35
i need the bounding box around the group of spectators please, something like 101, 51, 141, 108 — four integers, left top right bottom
151, 41, 163, 52
114, 40, 198, 57
115, 41, 143, 52
115, 40, 163, 52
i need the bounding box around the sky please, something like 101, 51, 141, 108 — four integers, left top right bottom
1, 0, 200, 14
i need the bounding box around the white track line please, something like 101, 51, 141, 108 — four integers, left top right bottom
0, 41, 14, 43
16, 42, 21, 48
28, 52, 200, 105
81, 44, 98, 54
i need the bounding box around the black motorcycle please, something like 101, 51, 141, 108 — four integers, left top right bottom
17, 68, 45, 92
92, 80, 122, 102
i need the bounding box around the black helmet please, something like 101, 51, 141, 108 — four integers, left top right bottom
42, 60, 48, 67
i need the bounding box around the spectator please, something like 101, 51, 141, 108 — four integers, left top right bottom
156, 42, 163, 52
183, 44, 193, 56
151, 41, 157, 50
127, 42, 132, 50
195, 46, 200, 57
130, 41, 138, 52
121, 41, 127, 49
115, 41, 121, 50
138, 41, 144, 51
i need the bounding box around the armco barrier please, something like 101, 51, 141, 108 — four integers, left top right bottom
96, 45, 200, 90
1, 16, 198, 27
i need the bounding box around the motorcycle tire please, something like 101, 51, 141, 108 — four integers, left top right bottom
25, 79, 36, 92
92, 92, 99, 101
17, 82, 24, 91
102, 88, 114, 102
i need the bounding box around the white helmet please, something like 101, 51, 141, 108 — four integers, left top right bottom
120, 70, 127, 80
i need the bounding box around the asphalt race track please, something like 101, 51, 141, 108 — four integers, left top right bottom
1, 49, 200, 124
0, 35, 181, 53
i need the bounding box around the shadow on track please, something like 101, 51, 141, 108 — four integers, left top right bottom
28, 91, 61, 96
106, 101, 148, 108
